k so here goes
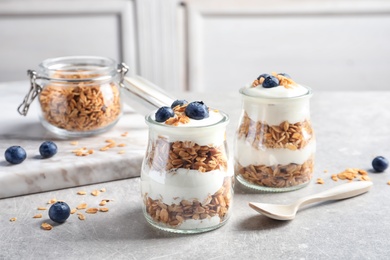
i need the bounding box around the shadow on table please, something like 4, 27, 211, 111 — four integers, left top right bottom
238, 215, 289, 231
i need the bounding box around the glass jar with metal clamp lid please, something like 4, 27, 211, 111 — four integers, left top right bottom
18, 56, 174, 137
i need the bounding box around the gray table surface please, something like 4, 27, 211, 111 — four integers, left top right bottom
1, 90, 390, 260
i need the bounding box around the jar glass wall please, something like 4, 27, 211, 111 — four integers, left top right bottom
141, 111, 233, 233
37, 56, 122, 137
234, 88, 315, 192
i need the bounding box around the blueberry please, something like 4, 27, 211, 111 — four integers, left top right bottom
39, 141, 58, 158
262, 75, 279, 88
155, 106, 175, 122
185, 101, 209, 120
4, 146, 26, 164
49, 201, 71, 223
278, 73, 291, 78
257, 73, 270, 80
171, 99, 188, 108
372, 156, 389, 172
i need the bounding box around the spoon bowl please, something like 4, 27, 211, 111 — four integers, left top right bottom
249, 181, 373, 220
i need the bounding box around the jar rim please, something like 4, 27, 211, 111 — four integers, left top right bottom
145, 109, 230, 130
38, 55, 118, 81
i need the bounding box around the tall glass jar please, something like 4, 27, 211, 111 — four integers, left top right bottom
234, 85, 315, 192
141, 110, 233, 233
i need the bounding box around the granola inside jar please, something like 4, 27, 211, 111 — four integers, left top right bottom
141, 102, 233, 233
234, 73, 315, 192
37, 56, 123, 137
17, 56, 128, 138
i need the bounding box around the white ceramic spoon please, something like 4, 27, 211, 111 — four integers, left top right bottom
249, 181, 373, 220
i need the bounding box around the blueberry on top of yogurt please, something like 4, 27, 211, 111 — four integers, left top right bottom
171, 99, 188, 108
257, 73, 270, 80
154, 100, 216, 125
262, 75, 279, 88
155, 106, 175, 122
185, 101, 209, 120
278, 73, 291, 78
251, 72, 298, 89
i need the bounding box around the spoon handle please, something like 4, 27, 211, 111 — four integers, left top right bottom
297, 181, 373, 208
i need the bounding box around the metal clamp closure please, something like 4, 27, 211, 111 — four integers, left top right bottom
17, 70, 42, 116
118, 62, 129, 84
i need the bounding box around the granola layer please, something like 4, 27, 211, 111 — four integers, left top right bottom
144, 177, 232, 227
236, 112, 314, 150
235, 156, 314, 188
147, 137, 228, 173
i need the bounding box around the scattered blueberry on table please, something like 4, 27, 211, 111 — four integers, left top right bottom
372, 156, 389, 172
49, 201, 71, 223
185, 101, 209, 120
39, 141, 58, 158
155, 106, 175, 122
4, 146, 27, 164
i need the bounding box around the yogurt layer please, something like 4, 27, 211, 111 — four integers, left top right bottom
148, 110, 228, 146
141, 167, 231, 205
241, 83, 311, 125
235, 137, 316, 166
242, 99, 311, 125
242, 83, 309, 98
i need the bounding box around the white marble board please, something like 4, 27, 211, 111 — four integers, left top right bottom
0, 82, 148, 199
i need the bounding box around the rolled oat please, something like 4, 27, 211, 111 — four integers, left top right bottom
76, 203, 88, 210
41, 223, 53, 230
85, 208, 98, 214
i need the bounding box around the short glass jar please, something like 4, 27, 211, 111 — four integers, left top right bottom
18, 56, 174, 137
141, 109, 233, 233
234, 84, 315, 192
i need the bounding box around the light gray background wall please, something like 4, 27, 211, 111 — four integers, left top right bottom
0, 0, 389, 91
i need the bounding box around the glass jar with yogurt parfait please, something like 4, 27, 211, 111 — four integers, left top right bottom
141, 100, 233, 233
234, 73, 315, 192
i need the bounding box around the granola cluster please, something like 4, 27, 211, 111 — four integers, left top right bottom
236, 157, 314, 188
147, 137, 228, 173
332, 168, 370, 182
144, 178, 232, 226
39, 71, 121, 131
164, 103, 191, 126
237, 112, 314, 150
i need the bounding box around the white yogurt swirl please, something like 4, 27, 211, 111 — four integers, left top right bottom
147, 109, 229, 146
242, 83, 309, 98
